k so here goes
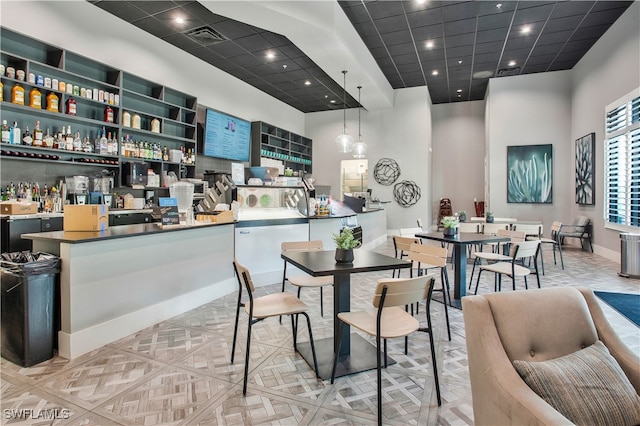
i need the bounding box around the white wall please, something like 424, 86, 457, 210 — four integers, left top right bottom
0, 1, 305, 135
485, 71, 573, 235
305, 86, 432, 232
431, 101, 486, 221
571, 1, 640, 255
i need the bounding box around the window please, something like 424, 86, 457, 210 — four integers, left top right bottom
605, 88, 640, 229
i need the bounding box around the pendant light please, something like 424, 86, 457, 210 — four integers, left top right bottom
352, 85, 367, 159
335, 70, 354, 153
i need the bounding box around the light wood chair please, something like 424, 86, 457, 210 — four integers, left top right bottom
281, 240, 333, 317
392, 235, 420, 278
232, 260, 319, 395
469, 229, 526, 288
330, 275, 441, 426
406, 242, 451, 341
473, 240, 541, 294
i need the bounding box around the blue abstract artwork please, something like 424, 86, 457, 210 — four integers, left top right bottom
507, 144, 553, 204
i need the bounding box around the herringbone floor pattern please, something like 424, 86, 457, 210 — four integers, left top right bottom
1, 238, 638, 425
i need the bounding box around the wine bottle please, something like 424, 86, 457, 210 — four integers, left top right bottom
1, 120, 10, 144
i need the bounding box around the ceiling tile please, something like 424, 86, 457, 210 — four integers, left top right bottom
531, 43, 563, 56
441, 2, 478, 22
340, 3, 371, 24
396, 63, 423, 74
353, 21, 381, 38
232, 34, 272, 52
133, 16, 176, 38
445, 45, 474, 57
162, 33, 201, 51
410, 24, 444, 42
550, 1, 593, 19
537, 30, 574, 46
476, 1, 518, 16
445, 33, 476, 48
206, 19, 257, 40
129, 1, 176, 16
545, 15, 585, 33
380, 29, 413, 45
443, 18, 477, 36
477, 12, 516, 31
365, 1, 406, 20
512, 4, 554, 25
476, 27, 509, 44
474, 40, 504, 54
208, 41, 248, 58
372, 14, 409, 34
393, 52, 420, 65
406, 9, 443, 28
97, 0, 148, 22
387, 43, 418, 56
571, 24, 610, 41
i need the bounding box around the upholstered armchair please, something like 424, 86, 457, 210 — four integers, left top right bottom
463, 287, 640, 425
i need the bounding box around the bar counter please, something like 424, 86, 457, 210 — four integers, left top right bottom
22, 221, 236, 359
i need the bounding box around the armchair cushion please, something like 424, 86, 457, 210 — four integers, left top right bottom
513, 340, 640, 426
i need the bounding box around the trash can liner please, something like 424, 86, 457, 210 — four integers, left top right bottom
1, 252, 60, 277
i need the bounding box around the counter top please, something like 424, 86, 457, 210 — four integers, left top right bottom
21, 220, 234, 244
1, 208, 153, 220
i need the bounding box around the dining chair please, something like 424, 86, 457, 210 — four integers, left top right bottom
281, 240, 333, 317
558, 216, 593, 252
477, 223, 510, 254
473, 240, 541, 295
406, 242, 451, 341
539, 221, 565, 272
231, 259, 319, 395
469, 229, 526, 288
330, 275, 441, 426
392, 235, 420, 278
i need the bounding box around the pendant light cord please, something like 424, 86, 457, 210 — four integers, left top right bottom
358, 86, 362, 139
342, 70, 347, 133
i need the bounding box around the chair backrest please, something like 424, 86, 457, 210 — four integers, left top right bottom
393, 235, 420, 253
281, 240, 324, 252
482, 223, 509, 235
458, 222, 480, 233
574, 215, 590, 228
399, 226, 423, 237
550, 221, 562, 237
407, 242, 447, 268
509, 240, 540, 260
513, 223, 542, 238
233, 259, 255, 293
497, 229, 526, 243
373, 275, 436, 308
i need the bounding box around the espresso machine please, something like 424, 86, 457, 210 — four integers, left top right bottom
93, 170, 114, 207
66, 175, 89, 205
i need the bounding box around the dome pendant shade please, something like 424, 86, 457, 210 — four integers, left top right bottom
335, 70, 353, 153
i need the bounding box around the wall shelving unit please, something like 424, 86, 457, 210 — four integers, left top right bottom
250, 121, 313, 175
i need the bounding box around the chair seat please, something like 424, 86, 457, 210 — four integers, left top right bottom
474, 252, 511, 261
288, 275, 333, 287
246, 292, 309, 318
539, 237, 557, 244
337, 306, 419, 339
559, 232, 584, 238
480, 262, 531, 277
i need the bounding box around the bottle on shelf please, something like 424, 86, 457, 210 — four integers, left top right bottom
11, 83, 25, 105
29, 87, 42, 109
122, 111, 131, 127
0, 81, 3, 102
111, 132, 118, 156
43, 128, 54, 148
82, 134, 93, 153
65, 97, 77, 115
107, 131, 114, 155
132, 113, 141, 129
105, 105, 114, 123
73, 131, 82, 151
65, 125, 74, 150
22, 126, 33, 146
9, 121, 21, 145
150, 117, 160, 133
1, 120, 10, 144
33, 120, 43, 146
46, 91, 59, 112
99, 127, 108, 154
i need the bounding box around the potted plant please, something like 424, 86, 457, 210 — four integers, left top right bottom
441, 216, 459, 237
458, 211, 467, 222
485, 211, 495, 223
332, 228, 360, 263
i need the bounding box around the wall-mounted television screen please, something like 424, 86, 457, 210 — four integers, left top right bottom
202, 109, 251, 162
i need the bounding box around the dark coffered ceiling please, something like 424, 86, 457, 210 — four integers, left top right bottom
89, 0, 633, 110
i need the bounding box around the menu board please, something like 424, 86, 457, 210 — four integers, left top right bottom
203, 109, 251, 162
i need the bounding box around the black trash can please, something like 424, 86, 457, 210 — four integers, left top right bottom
1, 251, 60, 367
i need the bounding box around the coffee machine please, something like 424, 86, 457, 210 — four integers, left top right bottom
93, 170, 114, 207
66, 176, 89, 205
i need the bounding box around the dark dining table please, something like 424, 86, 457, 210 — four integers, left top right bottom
415, 232, 510, 308
281, 249, 411, 379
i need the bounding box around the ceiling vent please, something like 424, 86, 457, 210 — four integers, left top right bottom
184, 26, 229, 45
496, 67, 521, 77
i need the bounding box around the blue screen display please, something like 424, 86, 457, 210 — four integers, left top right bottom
203, 109, 251, 162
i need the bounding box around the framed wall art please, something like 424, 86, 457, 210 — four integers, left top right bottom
575, 133, 595, 205
507, 144, 553, 204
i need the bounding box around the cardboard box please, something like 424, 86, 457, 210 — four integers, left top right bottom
64, 205, 109, 231
0, 201, 39, 215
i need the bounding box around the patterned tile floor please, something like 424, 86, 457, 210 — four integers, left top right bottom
1, 239, 639, 425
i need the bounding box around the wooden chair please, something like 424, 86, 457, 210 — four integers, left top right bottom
558, 216, 593, 252
469, 229, 526, 288
232, 260, 319, 395
406, 242, 451, 341
473, 240, 541, 294
281, 240, 333, 317
330, 275, 441, 426
392, 235, 420, 278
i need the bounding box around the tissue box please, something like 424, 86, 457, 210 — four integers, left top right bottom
0, 201, 38, 215
64, 205, 109, 231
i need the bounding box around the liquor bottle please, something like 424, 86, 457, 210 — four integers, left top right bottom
43, 128, 54, 148
73, 131, 82, 151
65, 126, 74, 150
111, 131, 118, 156
11, 83, 25, 105
122, 111, 131, 127
46, 91, 59, 112
107, 132, 113, 154
0, 81, 3, 102
9, 122, 21, 145
162, 146, 168, 162
66, 97, 77, 115
83, 134, 94, 153
99, 128, 108, 155
29, 87, 42, 109
150, 118, 160, 133
104, 105, 114, 123
1, 120, 10, 143
33, 120, 43, 146
22, 126, 33, 145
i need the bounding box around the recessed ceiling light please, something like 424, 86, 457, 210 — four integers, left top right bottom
521, 25, 531, 34
457, 89, 462, 93
330, 100, 336, 103
425, 41, 434, 49
175, 17, 185, 24
266, 52, 275, 59
325, 95, 329, 99
508, 60, 517, 67
304, 81, 311, 86
282, 64, 288, 69
458, 60, 463, 64
496, 3, 502, 9
432, 70, 439, 76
